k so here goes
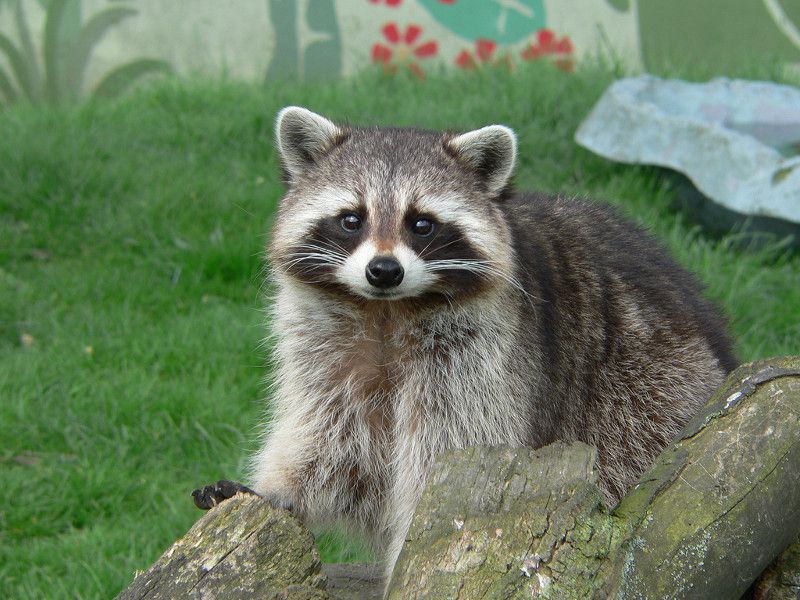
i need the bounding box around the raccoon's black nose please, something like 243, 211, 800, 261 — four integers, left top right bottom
366, 257, 404, 289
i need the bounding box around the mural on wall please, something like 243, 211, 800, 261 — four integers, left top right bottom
418, 0, 546, 45
1, 0, 797, 106
365, 0, 574, 78
265, 0, 342, 81
0, 0, 170, 105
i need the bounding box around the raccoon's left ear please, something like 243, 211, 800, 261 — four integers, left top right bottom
275, 106, 347, 183
446, 125, 517, 196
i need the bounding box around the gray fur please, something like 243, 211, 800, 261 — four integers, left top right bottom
251, 108, 736, 577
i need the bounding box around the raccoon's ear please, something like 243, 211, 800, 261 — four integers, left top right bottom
446, 125, 517, 196
275, 106, 346, 183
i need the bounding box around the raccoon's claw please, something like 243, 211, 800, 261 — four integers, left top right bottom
191, 480, 260, 510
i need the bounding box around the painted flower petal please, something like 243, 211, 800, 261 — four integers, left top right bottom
408, 61, 425, 79
382, 22, 401, 44
555, 38, 573, 54
372, 43, 393, 64
413, 40, 438, 58
387, 0, 403, 5
537, 28, 555, 50
455, 49, 475, 69
475, 39, 496, 62
521, 44, 540, 61
405, 24, 422, 45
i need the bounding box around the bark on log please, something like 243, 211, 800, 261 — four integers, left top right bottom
387, 357, 800, 599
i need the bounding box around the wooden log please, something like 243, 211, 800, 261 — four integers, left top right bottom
117, 357, 800, 599
115, 493, 329, 600
386, 442, 611, 598
386, 357, 800, 599
603, 357, 800, 599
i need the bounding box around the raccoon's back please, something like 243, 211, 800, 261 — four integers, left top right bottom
502, 192, 736, 501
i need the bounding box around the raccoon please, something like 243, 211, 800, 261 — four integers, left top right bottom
194, 106, 737, 577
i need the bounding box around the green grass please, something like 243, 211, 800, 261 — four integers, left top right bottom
1, 63, 799, 599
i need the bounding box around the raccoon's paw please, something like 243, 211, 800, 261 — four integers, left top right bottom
191, 480, 260, 510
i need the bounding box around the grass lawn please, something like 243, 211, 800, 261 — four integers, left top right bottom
1, 62, 799, 599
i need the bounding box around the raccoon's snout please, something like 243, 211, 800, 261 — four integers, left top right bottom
366, 256, 404, 289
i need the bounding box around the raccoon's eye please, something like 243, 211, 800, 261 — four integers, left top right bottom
340, 214, 362, 232
411, 217, 435, 237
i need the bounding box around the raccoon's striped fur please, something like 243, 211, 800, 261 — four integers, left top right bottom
250, 107, 737, 575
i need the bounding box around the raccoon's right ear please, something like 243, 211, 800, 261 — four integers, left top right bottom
275, 106, 347, 183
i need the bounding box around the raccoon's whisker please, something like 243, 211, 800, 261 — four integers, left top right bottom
283, 254, 344, 269
418, 229, 448, 258
425, 259, 539, 304
291, 243, 348, 258
419, 234, 466, 259
285, 245, 348, 268
315, 235, 350, 256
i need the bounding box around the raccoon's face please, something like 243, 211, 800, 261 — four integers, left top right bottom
269, 106, 517, 305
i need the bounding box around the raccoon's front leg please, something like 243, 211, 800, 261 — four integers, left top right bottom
248, 419, 311, 518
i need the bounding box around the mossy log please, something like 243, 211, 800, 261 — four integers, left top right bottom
115, 493, 330, 600
118, 357, 800, 599
388, 357, 800, 598
115, 492, 384, 599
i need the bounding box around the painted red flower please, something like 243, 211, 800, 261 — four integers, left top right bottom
521, 29, 575, 72
455, 39, 496, 69
372, 23, 438, 79
455, 39, 513, 71
369, 0, 403, 6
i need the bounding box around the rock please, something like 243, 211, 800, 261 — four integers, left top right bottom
575, 76, 800, 230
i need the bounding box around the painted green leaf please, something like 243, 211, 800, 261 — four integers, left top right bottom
0, 31, 32, 99
91, 59, 171, 99
605, 0, 631, 12
303, 0, 342, 81
14, 0, 41, 101
65, 6, 138, 101
418, 0, 545, 44
0, 64, 18, 103
266, 0, 298, 80
43, 0, 68, 103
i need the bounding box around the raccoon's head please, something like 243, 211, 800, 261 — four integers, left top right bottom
269, 106, 517, 305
